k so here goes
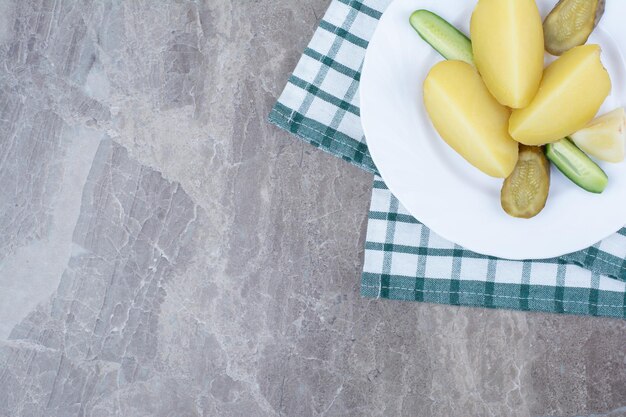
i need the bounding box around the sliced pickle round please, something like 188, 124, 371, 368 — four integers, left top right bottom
501, 145, 551, 219
543, 0, 605, 56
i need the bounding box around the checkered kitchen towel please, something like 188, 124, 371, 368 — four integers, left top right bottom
269, 0, 626, 318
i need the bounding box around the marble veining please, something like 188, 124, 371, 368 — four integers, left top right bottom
0, 1, 624, 416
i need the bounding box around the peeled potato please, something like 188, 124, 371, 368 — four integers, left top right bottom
424, 60, 519, 178
509, 45, 611, 146
470, 0, 544, 108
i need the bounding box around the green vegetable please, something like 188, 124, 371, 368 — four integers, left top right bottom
543, 0, 606, 56
409, 10, 474, 66
545, 138, 608, 193
501, 145, 551, 219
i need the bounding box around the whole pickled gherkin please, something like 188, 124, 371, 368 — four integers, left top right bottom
543, 0, 605, 56
501, 145, 551, 219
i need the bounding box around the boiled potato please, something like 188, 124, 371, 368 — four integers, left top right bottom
470, 0, 544, 109
424, 60, 519, 178
509, 45, 611, 146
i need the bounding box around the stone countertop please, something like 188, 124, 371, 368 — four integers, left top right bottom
0, 1, 624, 416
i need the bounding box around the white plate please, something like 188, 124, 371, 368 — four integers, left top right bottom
361, 0, 626, 260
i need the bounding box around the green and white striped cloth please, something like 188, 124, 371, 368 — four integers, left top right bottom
269, 0, 626, 318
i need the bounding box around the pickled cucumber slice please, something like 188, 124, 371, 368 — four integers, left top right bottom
409, 10, 475, 66
501, 145, 551, 219
543, 0, 605, 56
545, 138, 608, 193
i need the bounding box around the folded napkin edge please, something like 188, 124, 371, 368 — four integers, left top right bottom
268, 103, 379, 175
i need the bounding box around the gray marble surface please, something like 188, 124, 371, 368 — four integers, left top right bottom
0, 0, 624, 416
